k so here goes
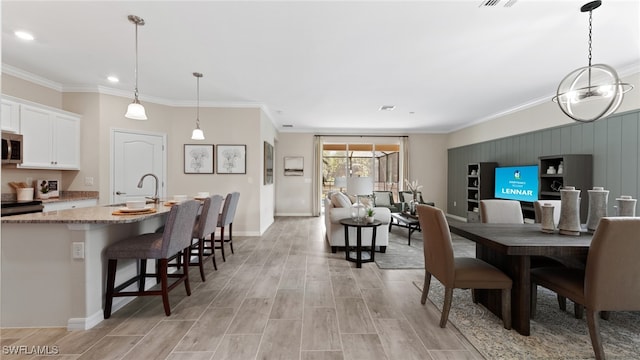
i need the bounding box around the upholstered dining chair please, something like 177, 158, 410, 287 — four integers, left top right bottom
530, 217, 640, 360
187, 194, 224, 281
103, 200, 201, 318
417, 204, 513, 329
215, 192, 240, 261
480, 199, 524, 224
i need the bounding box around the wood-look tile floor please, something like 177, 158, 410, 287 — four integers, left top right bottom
0, 217, 484, 360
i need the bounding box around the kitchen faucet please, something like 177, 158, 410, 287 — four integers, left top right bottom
137, 173, 159, 204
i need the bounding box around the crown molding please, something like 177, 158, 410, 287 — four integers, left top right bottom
2, 64, 64, 92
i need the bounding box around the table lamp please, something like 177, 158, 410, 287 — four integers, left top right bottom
334, 177, 347, 193
347, 176, 373, 222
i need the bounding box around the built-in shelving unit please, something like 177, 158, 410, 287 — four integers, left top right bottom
538, 154, 592, 222
467, 162, 497, 222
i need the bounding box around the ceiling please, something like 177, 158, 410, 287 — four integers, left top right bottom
2, 1, 639, 134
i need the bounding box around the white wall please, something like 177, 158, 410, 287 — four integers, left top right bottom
407, 134, 449, 212
275, 133, 315, 216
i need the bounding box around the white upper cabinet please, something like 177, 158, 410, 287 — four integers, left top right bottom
19, 103, 81, 170
1, 98, 21, 133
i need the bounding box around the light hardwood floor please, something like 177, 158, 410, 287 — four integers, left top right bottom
0, 216, 484, 360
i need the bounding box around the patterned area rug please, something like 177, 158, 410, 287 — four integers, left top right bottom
413, 280, 640, 360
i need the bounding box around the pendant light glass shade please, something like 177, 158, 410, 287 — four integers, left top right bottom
191, 72, 205, 140
125, 15, 147, 120
553, 1, 633, 123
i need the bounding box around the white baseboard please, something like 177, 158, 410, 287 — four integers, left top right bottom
446, 213, 467, 222
274, 212, 314, 217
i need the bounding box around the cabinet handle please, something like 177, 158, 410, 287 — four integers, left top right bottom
116, 191, 126, 195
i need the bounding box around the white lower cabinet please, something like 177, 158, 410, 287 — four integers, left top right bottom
19, 103, 81, 170
43, 199, 97, 212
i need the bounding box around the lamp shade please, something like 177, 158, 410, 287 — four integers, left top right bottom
347, 176, 373, 196
125, 101, 147, 120
191, 128, 205, 140
334, 177, 347, 189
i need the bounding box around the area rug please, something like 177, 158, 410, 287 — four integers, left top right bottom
413, 280, 640, 360
375, 228, 475, 269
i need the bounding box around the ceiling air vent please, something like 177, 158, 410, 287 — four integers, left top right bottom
479, 0, 517, 7
379, 105, 395, 111
282, 124, 293, 128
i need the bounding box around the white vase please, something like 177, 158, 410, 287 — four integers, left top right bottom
558, 186, 581, 236
586, 187, 609, 231
366, 216, 375, 223
540, 203, 556, 233
615, 195, 637, 217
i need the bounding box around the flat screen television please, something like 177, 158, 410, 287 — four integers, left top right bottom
494, 165, 539, 202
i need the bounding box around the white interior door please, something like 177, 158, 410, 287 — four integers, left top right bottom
112, 129, 166, 204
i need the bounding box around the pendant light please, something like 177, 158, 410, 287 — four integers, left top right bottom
125, 15, 148, 120
191, 72, 205, 140
553, 1, 633, 123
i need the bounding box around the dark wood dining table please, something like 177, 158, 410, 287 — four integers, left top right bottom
448, 222, 592, 336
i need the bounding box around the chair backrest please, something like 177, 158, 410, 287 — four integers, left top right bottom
400, 191, 424, 204
373, 191, 394, 207
416, 204, 455, 287
219, 192, 240, 227
480, 199, 524, 224
194, 195, 224, 239
533, 200, 561, 225
585, 217, 640, 311
162, 200, 201, 257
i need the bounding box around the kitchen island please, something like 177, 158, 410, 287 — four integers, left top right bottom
1, 203, 172, 330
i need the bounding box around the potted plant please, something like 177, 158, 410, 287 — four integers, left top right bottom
365, 208, 375, 223
39, 180, 50, 199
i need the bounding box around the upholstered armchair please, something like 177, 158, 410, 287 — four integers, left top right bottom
372, 191, 401, 213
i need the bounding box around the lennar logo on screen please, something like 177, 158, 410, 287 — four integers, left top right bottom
501, 188, 534, 196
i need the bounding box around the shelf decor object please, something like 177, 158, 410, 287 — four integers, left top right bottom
540, 203, 556, 233
124, 15, 148, 120
558, 186, 582, 236
553, 1, 633, 123
191, 72, 205, 140
586, 186, 609, 231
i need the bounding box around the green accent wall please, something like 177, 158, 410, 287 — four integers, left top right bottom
448, 109, 640, 218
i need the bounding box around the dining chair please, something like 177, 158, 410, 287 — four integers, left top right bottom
103, 200, 200, 318
530, 217, 640, 360
417, 204, 513, 329
187, 194, 224, 281
480, 199, 524, 224
215, 192, 240, 261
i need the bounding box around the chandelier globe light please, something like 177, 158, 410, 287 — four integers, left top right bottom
553, 1, 633, 123
191, 72, 205, 140
125, 15, 148, 120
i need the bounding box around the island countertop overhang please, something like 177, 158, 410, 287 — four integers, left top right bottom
1, 202, 172, 224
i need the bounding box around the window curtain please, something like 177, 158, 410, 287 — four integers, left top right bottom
401, 136, 409, 190
312, 135, 323, 216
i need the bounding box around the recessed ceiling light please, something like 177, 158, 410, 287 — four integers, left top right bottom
379, 105, 395, 111
107, 76, 119, 83
15, 31, 34, 41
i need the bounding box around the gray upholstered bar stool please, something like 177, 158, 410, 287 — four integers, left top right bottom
103, 200, 200, 318
214, 192, 240, 261
189, 194, 224, 280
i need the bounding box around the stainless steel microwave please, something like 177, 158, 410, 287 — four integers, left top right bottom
1, 132, 23, 164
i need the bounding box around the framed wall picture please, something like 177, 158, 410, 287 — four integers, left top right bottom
217, 144, 246, 174
184, 144, 214, 174
284, 156, 304, 176
264, 141, 274, 184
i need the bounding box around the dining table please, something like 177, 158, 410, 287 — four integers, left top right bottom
448, 222, 593, 336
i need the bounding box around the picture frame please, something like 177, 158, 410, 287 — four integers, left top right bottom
284, 156, 304, 176
184, 144, 214, 174
264, 141, 274, 184
217, 144, 246, 174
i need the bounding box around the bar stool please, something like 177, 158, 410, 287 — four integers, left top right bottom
214, 192, 240, 261
189, 194, 224, 280
103, 200, 200, 318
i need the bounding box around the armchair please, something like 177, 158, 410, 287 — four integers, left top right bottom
399, 191, 435, 208
372, 191, 401, 213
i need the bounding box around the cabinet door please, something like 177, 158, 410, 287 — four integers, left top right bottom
1, 99, 20, 132
19, 105, 54, 168
53, 113, 80, 169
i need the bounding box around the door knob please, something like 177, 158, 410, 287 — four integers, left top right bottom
115, 191, 126, 195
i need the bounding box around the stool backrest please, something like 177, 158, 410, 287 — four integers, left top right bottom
163, 200, 200, 257
219, 192, 240, 227
195, 195, 224, 238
